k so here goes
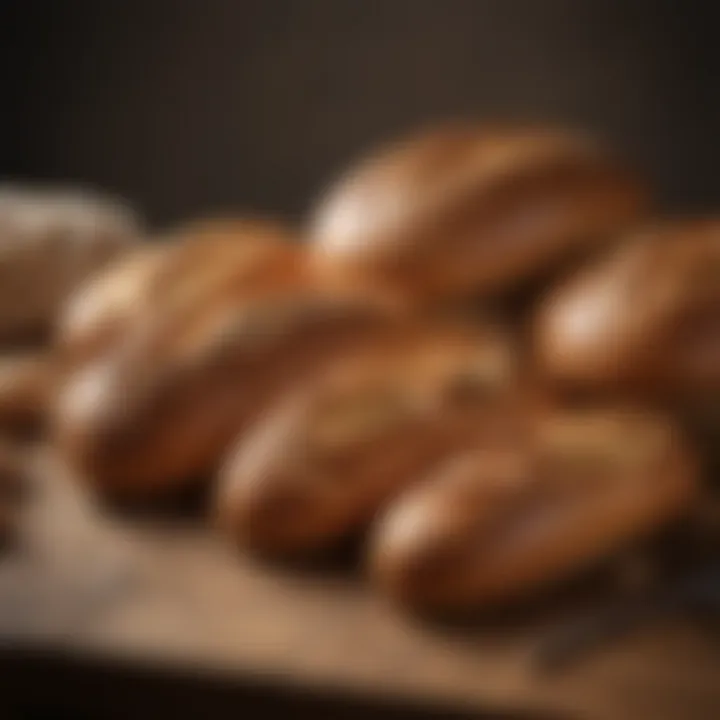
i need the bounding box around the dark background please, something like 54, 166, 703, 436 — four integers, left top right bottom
1, 0, 718, 229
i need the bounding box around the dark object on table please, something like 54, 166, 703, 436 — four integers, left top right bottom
534, 562, 720, 673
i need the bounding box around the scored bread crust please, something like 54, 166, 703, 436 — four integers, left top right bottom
53, 228, 405, 498
310, 123, 647, 303
57, 245, 170, 367
216, 322, 523, 557
369, 404, 699, 613
535, 220, 720, 394
56, 217, 299, 368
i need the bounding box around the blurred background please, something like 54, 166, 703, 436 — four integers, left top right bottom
1, 0, 718, 227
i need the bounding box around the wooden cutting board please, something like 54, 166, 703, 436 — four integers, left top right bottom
0, 448, 718, 720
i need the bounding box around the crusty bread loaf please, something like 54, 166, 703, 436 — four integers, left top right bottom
56, 245, 169, 367
56, 217, 297, 368
216, 322, 522, 557
535, 220, 720, 395
369, 405, 698, 614
309, 124, 647, 304
0, 185, 142, 342
0, 352, 55, 436
53, 224, 405, 499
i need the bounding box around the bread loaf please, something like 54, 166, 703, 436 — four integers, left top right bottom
309, 124, 646, 303
56, 217, 296, 367
0, 185, 141, 341
369, 405, 698, 614
57, 245, 169, 367
53, 225, 404, 499
216, 323, 521, 557
535, 220, 720, 395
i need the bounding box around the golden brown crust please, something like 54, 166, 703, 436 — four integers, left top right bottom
167, 216, 298, 245
57, 218, 300, 369
534, 220, 720, 395
148, 218, 299, 303
215, 322, 522, 557
369, 405, 698, 613
56, 245, 170, 367
0, 352, 55, 436
53, 227, 405, 499
309, 123, 647, 303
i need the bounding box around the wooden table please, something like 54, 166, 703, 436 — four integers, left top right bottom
0, 449, 718, 720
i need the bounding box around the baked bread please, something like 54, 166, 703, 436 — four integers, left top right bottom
309, 124, 646, 303
216, 322, 521, 557
535, 220, 720, 395
0, 185, 141, 342
369, 405, 698, 614
56, 245, 170, 367
0, 352, 55, 436
53, 230, 404, 499
56, 217, 297, 367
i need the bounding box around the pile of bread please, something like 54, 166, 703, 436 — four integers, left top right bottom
1, 123, 718, 617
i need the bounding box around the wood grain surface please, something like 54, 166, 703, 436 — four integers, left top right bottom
0, 447, 718, 720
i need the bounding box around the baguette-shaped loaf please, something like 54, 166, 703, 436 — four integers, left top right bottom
369, 406, 698, 614
0, 186, 141, 341
57, 245, 170, 367
53, 227, 404, 498
216, 323, 521, 557
56, 218, 294, 367
0, 353, 55, 435
309, 124, 646, 303
535, 220, 720, 394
